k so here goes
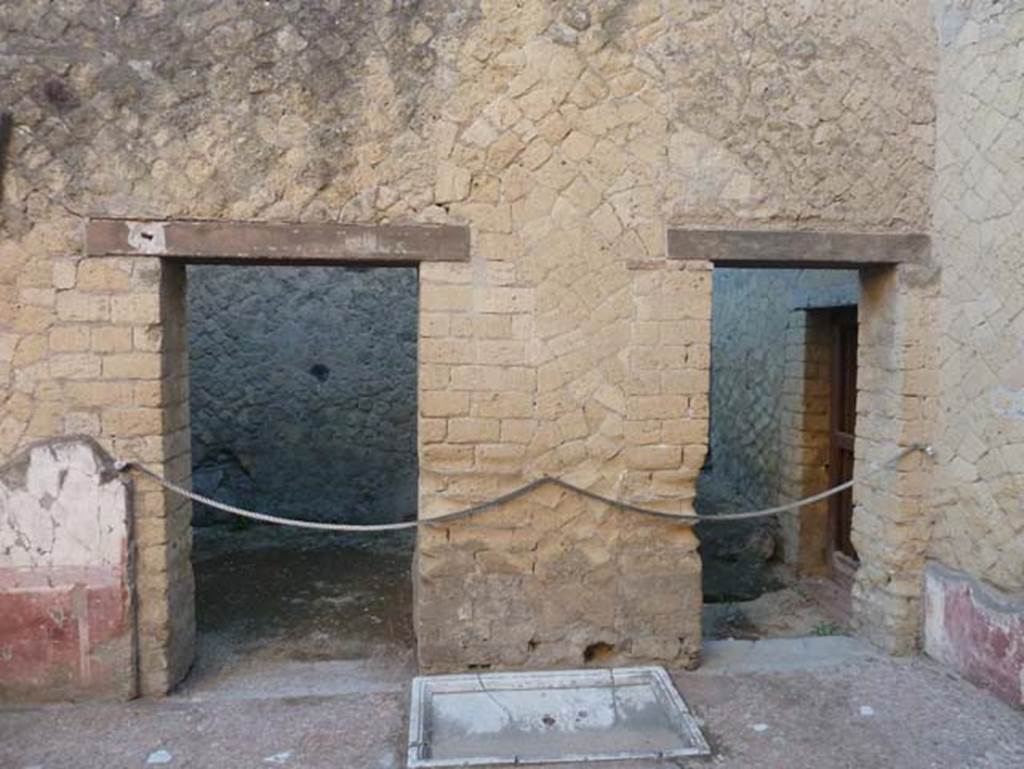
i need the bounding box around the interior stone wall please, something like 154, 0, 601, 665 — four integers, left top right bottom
775, 309, 837, 576
187, 265, 417, 525
928, 0, 1024, 592
0, 0, 936, 691
700, 269, 859, 513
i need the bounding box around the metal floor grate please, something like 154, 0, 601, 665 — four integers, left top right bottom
407, 666, 711, 767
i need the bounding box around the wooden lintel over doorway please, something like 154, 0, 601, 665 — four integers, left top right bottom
85, 219, 471, 265
666, 228, 930, 269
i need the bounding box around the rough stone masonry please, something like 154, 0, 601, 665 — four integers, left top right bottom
187, 265, 418, 527
3, 0, 1020, 708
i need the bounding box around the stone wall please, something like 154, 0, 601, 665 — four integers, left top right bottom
928, 0, 1024, 592
776, 308, 835, 575
850, 264, 939, 654
924, 563, 1023, 708
0, 438, 135, 701
917, 0, 1024, 702
187, 265, 417, 525
700, 268, 859, 512
0, 0, 936, 692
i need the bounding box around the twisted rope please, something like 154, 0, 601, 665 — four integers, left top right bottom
116, 444, 929, 533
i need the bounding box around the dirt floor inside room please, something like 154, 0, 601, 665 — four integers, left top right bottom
697, 267, 862, 642
181, 528, 416, 699
180, 265, 419, 698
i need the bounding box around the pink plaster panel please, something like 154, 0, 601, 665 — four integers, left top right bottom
924, 562, 1024, 708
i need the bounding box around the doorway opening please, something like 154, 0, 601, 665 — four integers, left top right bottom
180, 264, 419, 697
697, 267, 861, 641
826, 306, 859, 589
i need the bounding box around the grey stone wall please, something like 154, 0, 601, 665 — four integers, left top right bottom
700, 268, 860, 512
187, 266, 417, 525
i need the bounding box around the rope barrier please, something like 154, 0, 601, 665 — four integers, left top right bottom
115, 444, 930, 533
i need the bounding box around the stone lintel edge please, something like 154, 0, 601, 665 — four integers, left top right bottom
666, 228, 931, 269
84, 218, 471, 265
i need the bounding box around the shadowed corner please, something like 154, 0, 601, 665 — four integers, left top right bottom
0, 110, 13, 206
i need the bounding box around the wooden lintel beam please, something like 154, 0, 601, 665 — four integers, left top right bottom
85, 219, 470, 264
667, 228, 930, 268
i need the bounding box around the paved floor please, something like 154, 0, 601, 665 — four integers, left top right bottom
3, 638, 1022, 769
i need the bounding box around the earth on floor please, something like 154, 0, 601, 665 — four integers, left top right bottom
181, 522, 416, 697
182, 507, 847, 699
695, 493, 852, 641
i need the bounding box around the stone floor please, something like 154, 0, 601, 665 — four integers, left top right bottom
2, 638, 1022, 768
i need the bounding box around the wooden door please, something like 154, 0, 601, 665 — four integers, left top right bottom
828, 307, 858, 569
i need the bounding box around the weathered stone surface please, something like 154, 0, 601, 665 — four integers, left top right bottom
0, 0, 942, 693
187, 265, 417, 526
86, 220, 471, 263
0, 438, 134, 701
927, 0, 1024, 593
668, 230, 930, 267
416, 501, 702, 672
924, 562, 1024, 708
850, 265, 939, 654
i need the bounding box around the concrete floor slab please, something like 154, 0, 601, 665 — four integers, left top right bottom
407, 667, 709, 766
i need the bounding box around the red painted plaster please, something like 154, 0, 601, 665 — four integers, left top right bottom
0, 578, 129, 698
926, 566, 1024, 708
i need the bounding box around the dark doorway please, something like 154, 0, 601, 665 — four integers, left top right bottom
828, 307, 859, 584
698, 268, 861, 641
180, 264, 419, 698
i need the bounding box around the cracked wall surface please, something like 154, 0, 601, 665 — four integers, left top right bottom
0, 0, 936, 690
0, 438, 134, 701
924, 562, 1024, 708
664, 1, 934, 228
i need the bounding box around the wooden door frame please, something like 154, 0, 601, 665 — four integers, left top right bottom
826, 306, 859, 586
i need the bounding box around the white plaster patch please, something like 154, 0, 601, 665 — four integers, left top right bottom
126, 221, 167, 254
0, 440, 128, 576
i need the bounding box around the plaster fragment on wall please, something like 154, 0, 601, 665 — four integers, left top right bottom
126, 221, 167, 254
